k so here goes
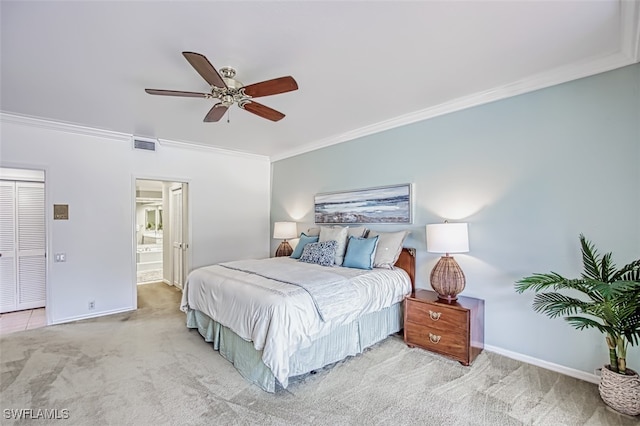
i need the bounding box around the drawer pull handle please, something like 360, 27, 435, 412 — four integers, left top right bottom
429, 333, 441, 344
429, 310, 441, 321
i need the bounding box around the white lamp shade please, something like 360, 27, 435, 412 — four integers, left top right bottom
273, 222, 297, 240
426, 222, 469, 254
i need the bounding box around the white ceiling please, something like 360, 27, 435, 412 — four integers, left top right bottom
1, 1, 639, 161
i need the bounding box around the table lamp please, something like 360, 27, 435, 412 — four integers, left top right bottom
426, 222, 469, 301
273, 221, 297, 257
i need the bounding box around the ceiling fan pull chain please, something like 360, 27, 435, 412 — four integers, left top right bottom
227, 108, 230, 123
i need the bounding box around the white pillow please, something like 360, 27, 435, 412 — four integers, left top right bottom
306, 227, 321, 237
347, 226, 368, 238
319, 226, 349, 265
367, 230, 409, 269
309, 226, 365, 238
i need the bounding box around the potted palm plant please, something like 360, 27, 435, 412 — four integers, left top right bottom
515, 234, 640, 416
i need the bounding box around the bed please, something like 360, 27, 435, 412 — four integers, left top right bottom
180, 228, 415, 392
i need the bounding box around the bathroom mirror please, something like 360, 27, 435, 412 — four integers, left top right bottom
145, 206, 163, 231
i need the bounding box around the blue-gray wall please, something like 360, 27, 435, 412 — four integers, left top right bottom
271, 63, 639, 378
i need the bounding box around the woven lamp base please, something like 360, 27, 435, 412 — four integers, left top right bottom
430, 255, 466, 302
275, 241, 293, 257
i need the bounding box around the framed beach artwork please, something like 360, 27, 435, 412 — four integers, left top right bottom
314, 184, 412, 224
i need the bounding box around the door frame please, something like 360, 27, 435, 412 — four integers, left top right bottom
131, 175, 191, 309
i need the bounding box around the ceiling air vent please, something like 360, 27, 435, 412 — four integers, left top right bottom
133, 137, 158, 152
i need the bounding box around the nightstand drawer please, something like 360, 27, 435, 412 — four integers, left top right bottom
404, 322, 468, 361
403, 290, 484, 366
405, 300, 468, 332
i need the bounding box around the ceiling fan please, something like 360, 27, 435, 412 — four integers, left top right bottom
145, 52, 298, 122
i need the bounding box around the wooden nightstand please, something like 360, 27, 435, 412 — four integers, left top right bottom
404, 289, 484, 365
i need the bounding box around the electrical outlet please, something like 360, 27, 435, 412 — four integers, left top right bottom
88, 300, 95, 310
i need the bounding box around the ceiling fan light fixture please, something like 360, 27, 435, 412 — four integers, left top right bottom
221, 94, 235, 107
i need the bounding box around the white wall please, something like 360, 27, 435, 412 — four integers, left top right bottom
271, 64, 640, 381
0, 115, 271, 324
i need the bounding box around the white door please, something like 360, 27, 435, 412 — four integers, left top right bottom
170, 186, 185, 289
0, 181, 46, 313
0, 181, 17, 312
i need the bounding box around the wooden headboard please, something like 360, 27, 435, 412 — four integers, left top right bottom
395, 247, 416, 291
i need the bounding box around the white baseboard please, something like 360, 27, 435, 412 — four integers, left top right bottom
484, 344, 600, 384
50, 306, 135, 325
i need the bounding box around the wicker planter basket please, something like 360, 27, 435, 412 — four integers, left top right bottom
598, 365, 640, 416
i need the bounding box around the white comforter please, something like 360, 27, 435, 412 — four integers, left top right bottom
180, 257, 411, 388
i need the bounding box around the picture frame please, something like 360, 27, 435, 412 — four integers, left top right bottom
314, 183, 412, 224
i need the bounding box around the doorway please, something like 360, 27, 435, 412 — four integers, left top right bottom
134, 179, 188, 289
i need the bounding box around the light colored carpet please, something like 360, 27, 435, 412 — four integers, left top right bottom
1, 282, 637, 425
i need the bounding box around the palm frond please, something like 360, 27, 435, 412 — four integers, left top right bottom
618, 291, 640, 346
580, 234, 602, 281
600, 252, 615, 282
516, 274, 605, 302
515, 271, 600, 294
585, 279, 637, 299
621, 316, 640, 346
599, 302, 620, 326
565, 316, 612, 334
531, 292, 594, 319
515, 273, 568, 293
564, 279, 605, 303
612, 259, 640, 281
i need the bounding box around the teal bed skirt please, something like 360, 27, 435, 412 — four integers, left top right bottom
186, 302, 404, 392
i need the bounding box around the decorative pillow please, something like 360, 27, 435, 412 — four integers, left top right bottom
309, 226, 365, 238
290, 233, 320, 259
343, 235, 379, 270
347, 226, 368, 239
299, 240, 337, 267
306, 227, 321, 237
319, 226, 349, 265
367, 230, 409, 269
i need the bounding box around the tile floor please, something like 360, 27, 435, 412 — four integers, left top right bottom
0, 308, 47, 336
137, 268, 163, 284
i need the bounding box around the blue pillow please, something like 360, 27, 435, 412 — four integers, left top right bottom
290, 233, 319, 259
342, 235, 379, 270
299, 241, 337, 267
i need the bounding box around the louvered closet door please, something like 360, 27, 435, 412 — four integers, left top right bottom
16, 182, 46, 310
0, 181, 17, 312
0, 181, 45, 313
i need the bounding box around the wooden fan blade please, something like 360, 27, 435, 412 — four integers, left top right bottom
145, 89, 209, 98
242, 101, 285, 122
243, 76, 298, 98
182, 52, 226, 88
204, 103, 228, 122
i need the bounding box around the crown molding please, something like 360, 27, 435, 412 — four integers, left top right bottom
0, 112, 269, 162
272, 1, 640, 163
621, 0, 640, 62
271, 50, 636, 162
158, 138, 269, 162
0, 112, 132, 143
